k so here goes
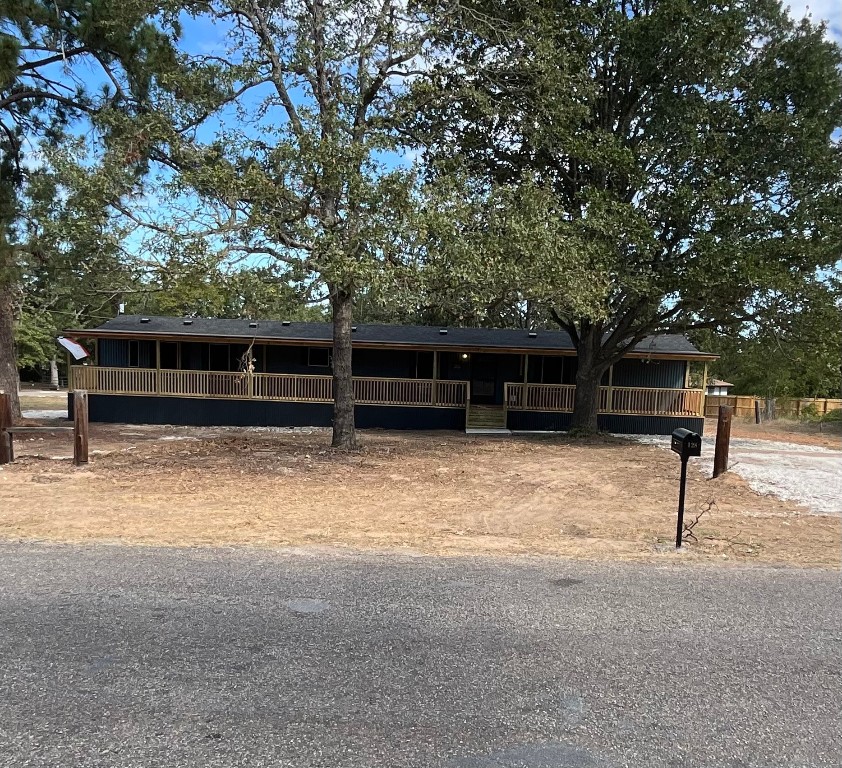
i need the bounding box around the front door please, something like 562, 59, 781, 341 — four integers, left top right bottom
470, 354, 498, 405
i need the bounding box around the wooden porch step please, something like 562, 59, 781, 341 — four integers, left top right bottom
466, 405, 506, 429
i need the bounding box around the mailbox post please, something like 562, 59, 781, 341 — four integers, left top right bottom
671, 428, 702, 548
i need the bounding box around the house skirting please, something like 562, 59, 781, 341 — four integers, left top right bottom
69, 394, 466, 431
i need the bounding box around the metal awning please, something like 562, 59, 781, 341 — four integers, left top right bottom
57, 336, 90, 361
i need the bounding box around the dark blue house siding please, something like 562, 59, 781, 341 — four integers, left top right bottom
611, 358, 686, 388
71, 394, 464, 430
71, 394, 700, 435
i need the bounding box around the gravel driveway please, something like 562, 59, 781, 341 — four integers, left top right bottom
631, 434, 842, 515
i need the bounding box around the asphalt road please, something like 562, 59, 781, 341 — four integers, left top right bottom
0, 544, 840, 768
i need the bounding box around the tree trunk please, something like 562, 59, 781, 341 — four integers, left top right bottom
49, 357, 59, 390
570, 326, 609, 434
0, 280, 21, 422
331, 286, 357, 450
571, 366, 602, 433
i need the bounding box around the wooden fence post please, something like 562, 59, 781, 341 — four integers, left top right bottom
73, 389, 89, 466
712, 405, 732, 479
754, 399, 761, 425
0, 391, 11, 465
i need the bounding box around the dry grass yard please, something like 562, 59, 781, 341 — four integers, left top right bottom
1, 421, 839, 567
722, 416, 842, 450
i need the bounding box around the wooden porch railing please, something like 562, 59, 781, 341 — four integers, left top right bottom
69, 366, 468, 408
506, 382, 577, 412
506, 383, 704, 417
69, 367, 701, 416
608, 386, 703, 417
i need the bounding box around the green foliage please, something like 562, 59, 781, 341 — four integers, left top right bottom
416, 174, 607, 326
799, 404, 842, 434
138, 254, 327, 322
163, 0, 432, 301
694, 273, 842, 398
1, 0, 189, 399
412, 0, 842, 429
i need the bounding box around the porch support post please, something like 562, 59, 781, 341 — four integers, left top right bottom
432, 350, 438, 406
523, 354, 528, 383
700, 361, 709, 417
606, 364, 614, 414
155, 340, 161, 394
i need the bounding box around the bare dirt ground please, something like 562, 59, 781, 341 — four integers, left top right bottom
1, 421, 838, 568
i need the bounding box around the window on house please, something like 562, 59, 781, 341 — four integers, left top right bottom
209, 344, 230, 371
308, 347, 331, 368
543, 356, 563, 384
128, 340, 139, 367
160, 342, 179, 369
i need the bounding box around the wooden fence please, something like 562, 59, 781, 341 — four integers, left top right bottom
704, 395, 842, 419
704, 395, 758, 419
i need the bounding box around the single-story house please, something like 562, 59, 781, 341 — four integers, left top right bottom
706, 379, 734, 397
64, 315, 716, 435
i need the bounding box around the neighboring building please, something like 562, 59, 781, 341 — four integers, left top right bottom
706, 379, 734, 397
65, 315, 717, 435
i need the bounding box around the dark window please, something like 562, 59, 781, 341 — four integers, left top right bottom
561, 357, 577, 384
527, 355, 566, 384
182, 342, 209, 371
160, 342, 178, 369
416, 351, 434, 379
527, 355, 543, 383
128, 340, 139, 367
308, 347, 331, 367
543, 356, 563, 384
209, 344, 230, 371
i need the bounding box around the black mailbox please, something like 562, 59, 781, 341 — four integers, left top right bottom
671, 428, 702, 459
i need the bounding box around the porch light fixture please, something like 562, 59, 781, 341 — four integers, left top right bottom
249, 322, 259, 328
140, 317, 150, 323
461, 353, 469, 360
528, 331, 537, 338
281, 320, 291, 326
183, 319, 193, 325
351, 326, 357, 332
439, 328, 448, 335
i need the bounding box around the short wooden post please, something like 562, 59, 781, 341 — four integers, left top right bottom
754, 399, 761, 425
0, 391, 11, 465
712, 405, 732, 479
73, 389, 89, 466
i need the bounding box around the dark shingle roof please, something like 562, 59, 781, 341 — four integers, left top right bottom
74, 315, 712, 357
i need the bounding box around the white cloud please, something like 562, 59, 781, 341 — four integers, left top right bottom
784, 1, 842, 43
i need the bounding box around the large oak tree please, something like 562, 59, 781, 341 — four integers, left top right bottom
414, 0, 842, 431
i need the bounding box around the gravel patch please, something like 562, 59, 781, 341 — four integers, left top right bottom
22, 409, 68, 420
629, 434, 842, 515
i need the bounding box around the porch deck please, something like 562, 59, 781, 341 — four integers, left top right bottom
69, 367, 705, 418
